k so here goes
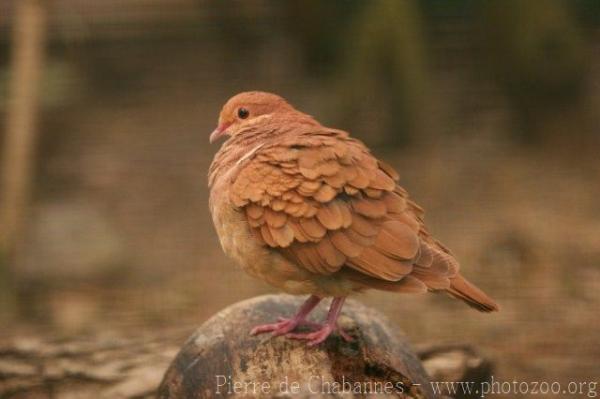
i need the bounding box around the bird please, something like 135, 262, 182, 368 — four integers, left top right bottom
208, 91, 498, 346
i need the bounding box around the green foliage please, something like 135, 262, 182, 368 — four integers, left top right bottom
572, 0, 600, 27
482, 0, 586, 97
480, 0, 588, 139
281, 0, 363, 76
337, 0, 430, 146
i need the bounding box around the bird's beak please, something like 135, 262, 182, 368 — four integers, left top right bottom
209, 122, 231, 144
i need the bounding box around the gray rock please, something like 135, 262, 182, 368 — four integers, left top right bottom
158, 294, 434, 398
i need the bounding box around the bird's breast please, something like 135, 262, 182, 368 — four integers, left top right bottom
208, 163, 361, 297
209, 181, 317, 294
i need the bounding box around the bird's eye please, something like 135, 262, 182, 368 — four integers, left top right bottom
237, 108, 249, 119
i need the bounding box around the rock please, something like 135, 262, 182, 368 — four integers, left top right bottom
418, 344, 494, 399
158, 294, 434, 398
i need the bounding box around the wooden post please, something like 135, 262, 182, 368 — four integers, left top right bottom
0, 0, 47, 258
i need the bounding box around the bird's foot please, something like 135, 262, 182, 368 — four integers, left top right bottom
286, 323, 354, 346
277, 316, 321, 330
250, 296, 351, 346
280, 317, 353, 342
250, 317, 301, 337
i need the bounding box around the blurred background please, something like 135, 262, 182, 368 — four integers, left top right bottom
0, 0, 599, 392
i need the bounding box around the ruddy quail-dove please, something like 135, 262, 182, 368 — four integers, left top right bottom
208, 92, 498, 346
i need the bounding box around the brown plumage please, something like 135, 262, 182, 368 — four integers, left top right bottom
208, 91, 498, 345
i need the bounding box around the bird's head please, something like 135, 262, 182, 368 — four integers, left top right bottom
210, 91, 294, 144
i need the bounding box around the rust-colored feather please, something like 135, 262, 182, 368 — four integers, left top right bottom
344, 227, 378, 247
415, 242, 434, 268
352, 196, 387, 218
349, 213, 380, 237
330, 230, 363, 258
316, 201, 344, 230
246, 203, 264, 219
375, 221, 420, 260
313, 184, 338, 202
382, 192, 407, 214
299, 217, 327, 239
260, 224, 276, 247
378, 160, 400, 181
370, 169, 396, 191
316, 236, 346, 269
269, 224, 294, 247
288, 220, 310, 243
348, 167, 371, 189
347, 247, 413, 281
264, 208, 287, 228
297, 180, 321, 195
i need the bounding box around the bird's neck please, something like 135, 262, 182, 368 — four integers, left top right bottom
208, 126, 270, 188
208, 113, 319, 188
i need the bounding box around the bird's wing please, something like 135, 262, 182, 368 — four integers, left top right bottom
229, 129, 457, 290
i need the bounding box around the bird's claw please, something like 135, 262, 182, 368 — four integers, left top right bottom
279, 317, 354, 343
277, 316, 322, 330
251, 317, 354, 345
286, 324, 354, 346
287, 324, 334, 346
250, 318, 299, 337
336, 328, 355, 342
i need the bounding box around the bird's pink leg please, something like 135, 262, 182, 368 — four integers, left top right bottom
287, 297, 352, 346
250, 295, 321, 337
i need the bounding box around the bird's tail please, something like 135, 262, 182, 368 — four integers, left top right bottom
447, 275, 499, 312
